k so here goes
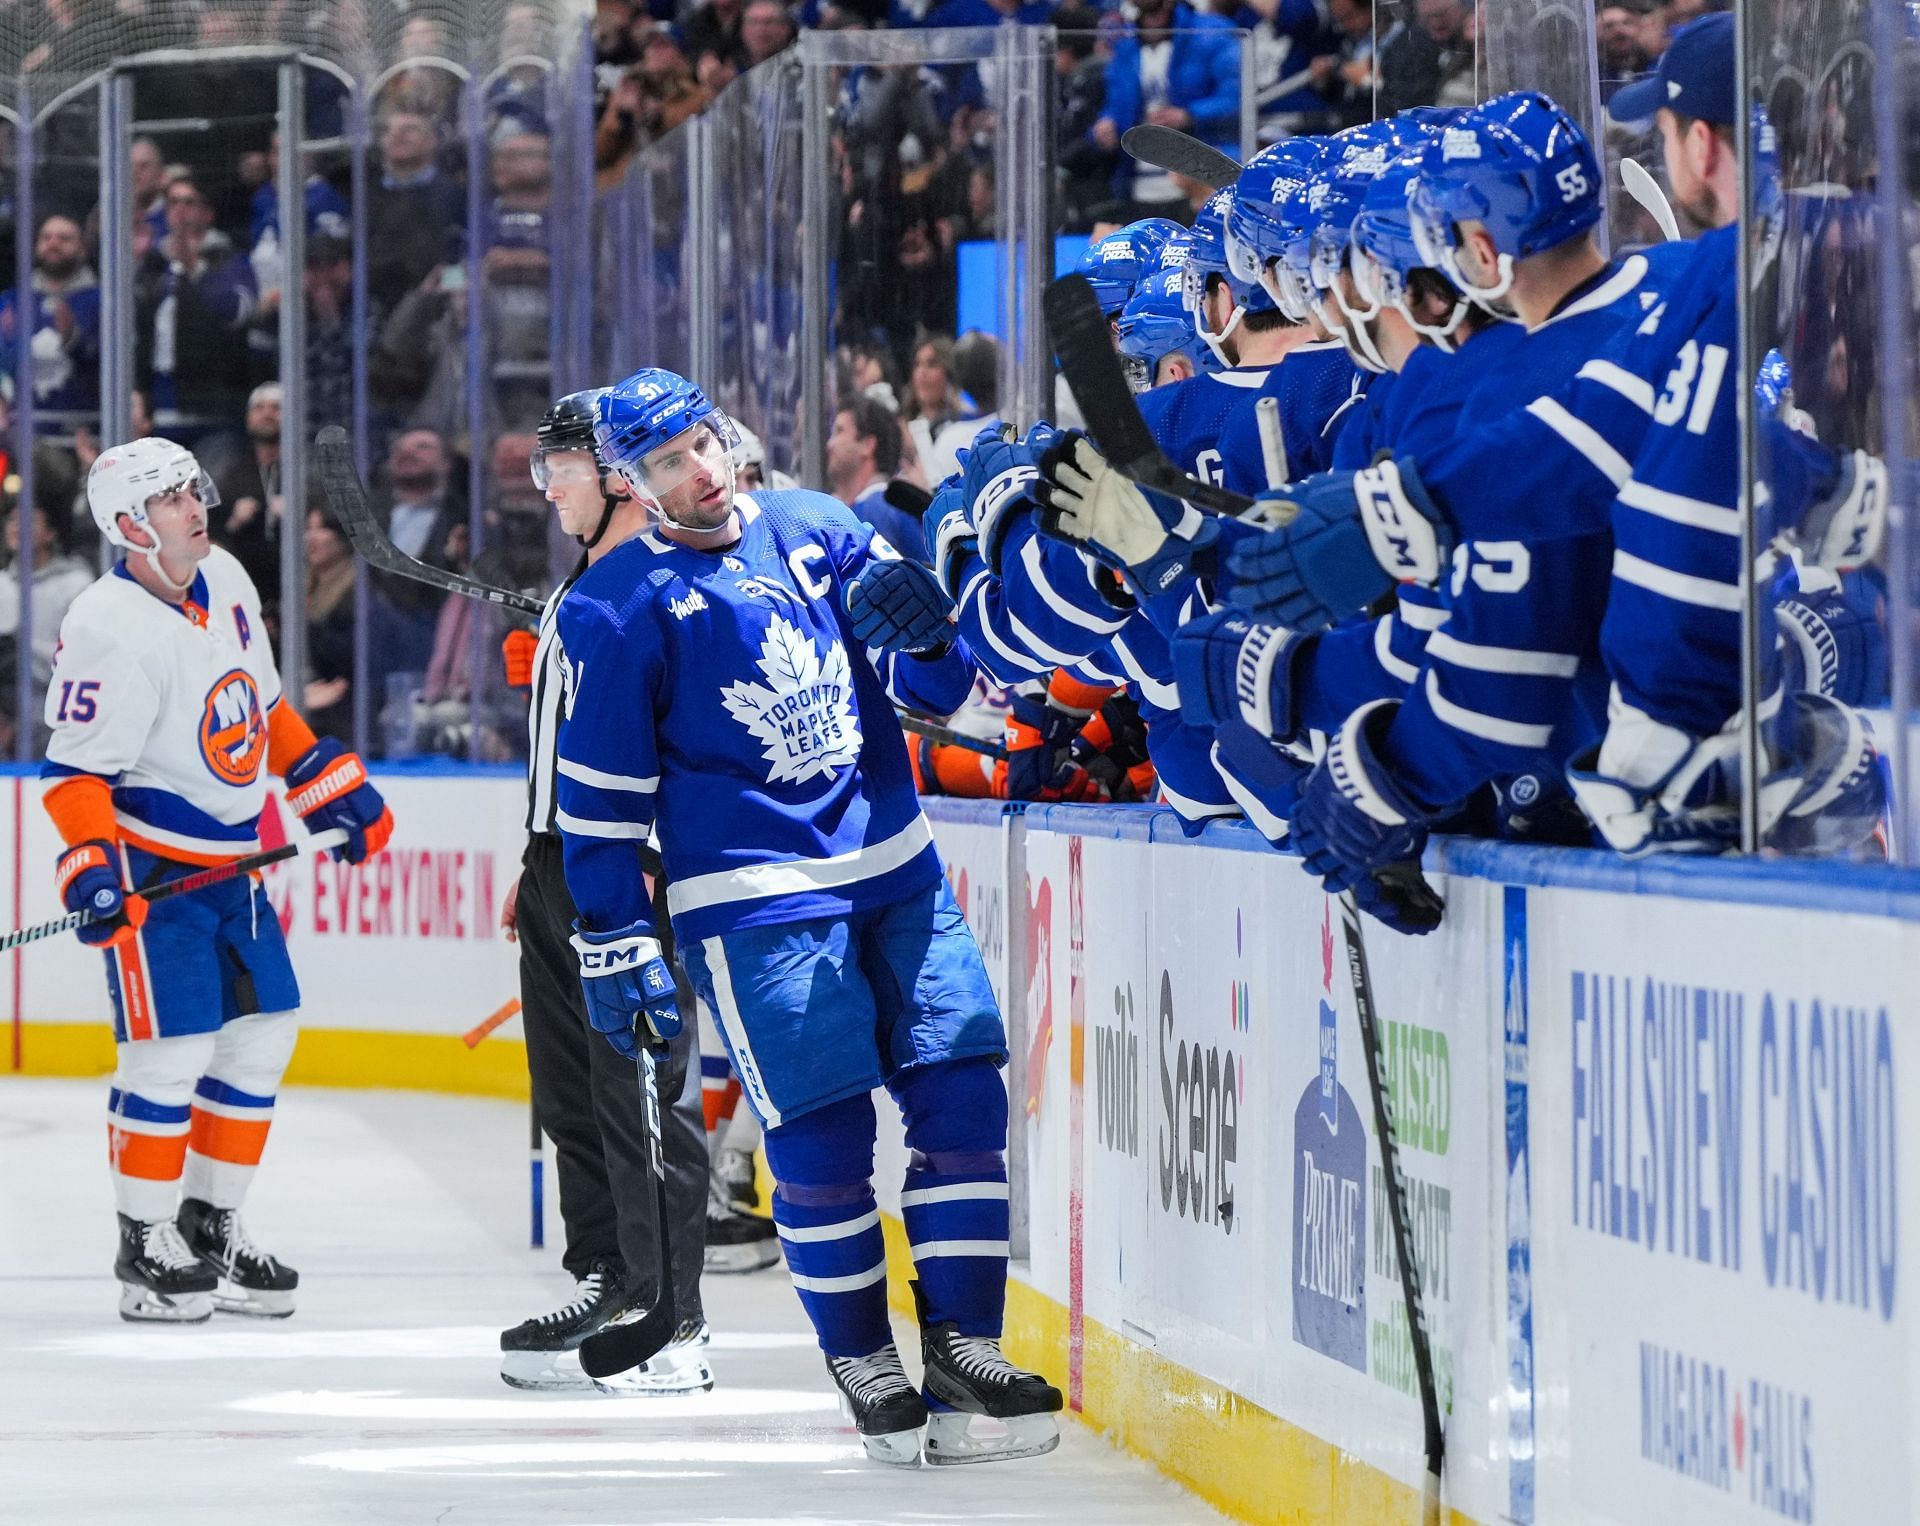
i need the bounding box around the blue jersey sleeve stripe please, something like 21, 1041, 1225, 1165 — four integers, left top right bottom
1524, 397, 1633, 488
1107, 634, 1179, 710
1373, 617, 1420, 683
1423, 671, 1556, 749
959, 571, 1053, 680
1208, 742, 1291, 843
1616, 478, 1742, 536
1018, 537, 1129, 635
1575, 358, 1656, 413
556, 757, 659, 793
554, 809, 653, 841
1007, 610, 1083, 669
1612, 549, 1744, 611
1396, 600, 1450, 631
1425, 631, 1581, 678
666, 812, 934, 917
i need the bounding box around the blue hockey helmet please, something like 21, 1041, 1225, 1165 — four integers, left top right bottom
1183, 188, 1275, 366
1303, 120, 1426, 370
1118, 266, 1219, 392
1408, 90, 1602, 309
1350, 143, 1472, 349
1077, 217, 1184, 316
594, 368, 743, 527
1225, 136, 1328, 305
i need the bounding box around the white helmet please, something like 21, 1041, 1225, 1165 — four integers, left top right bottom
87, 437, 220, 552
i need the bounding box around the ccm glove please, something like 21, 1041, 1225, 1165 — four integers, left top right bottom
957, 423, 1043, 573
1289, 700, 1439, 934
844, 557, 955, 654
1034, 429, 1217, 597
1797, 448, 1887, 572
283, 738, 395, 864
1170, 608, 1309, 743
56, 840, 148, 950
571, 920, 682, 1058
1226, 459, 1449, 629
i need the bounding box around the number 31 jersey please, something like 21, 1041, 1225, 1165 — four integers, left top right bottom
43, 545, 283, 864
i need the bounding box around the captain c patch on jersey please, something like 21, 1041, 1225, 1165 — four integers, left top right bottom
200, 669, 268, 786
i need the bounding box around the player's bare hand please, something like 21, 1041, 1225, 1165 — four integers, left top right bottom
229, 495, 261, 530
1091, 118, 1119, 152
1147, 105, 1191, 130
304, 675, 349, 711
500, 874, 521, 942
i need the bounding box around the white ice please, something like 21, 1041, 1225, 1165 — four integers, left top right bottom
0, 1079, 1224, 1525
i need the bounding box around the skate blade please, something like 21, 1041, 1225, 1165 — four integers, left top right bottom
591, 1356, 716, 1397
118, 1284, 214, 1324
703, 1240, 782, 1275
212, 1282, 296, 1319
499, 1348, 596, 1392
922, 1409, 1061, 1466
836, 1394, 925, 1467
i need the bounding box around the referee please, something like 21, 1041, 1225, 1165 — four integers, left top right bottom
496, 390, 711, 1394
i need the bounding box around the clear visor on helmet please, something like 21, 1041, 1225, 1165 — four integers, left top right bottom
1120, 353, 1152, 394
1179, 260, 1208, 319
530, 445, 603, 492
1223, 224, 1265, 288
1408, 189, 1456, 280
614, 410, 744, 505
148, 467, 221, 514
1272, 253, 1317, 325
1349, 240, 1403, 313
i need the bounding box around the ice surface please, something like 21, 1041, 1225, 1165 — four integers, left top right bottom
0, 1079, 1225, 1525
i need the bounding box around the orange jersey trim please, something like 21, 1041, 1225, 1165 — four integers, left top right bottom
188, 1108, 273, 1167
117, 826, 248, 869
108, 1127, 189, 1181
1047, 671, 1117, 717
43, 774, 118, 850
266, 697, 320, 778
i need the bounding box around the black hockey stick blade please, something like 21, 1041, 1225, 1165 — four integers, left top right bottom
882, 478, 935, 519
897, 712, 1009, 761
1337, 887, 1446, 1523
314, 426, 544, 616
580, 1044, 678, 1378
1044, 275, 1258, 520
1120, 124, 1242, 189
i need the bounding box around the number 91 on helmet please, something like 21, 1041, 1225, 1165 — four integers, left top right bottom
592, 368, 746, 527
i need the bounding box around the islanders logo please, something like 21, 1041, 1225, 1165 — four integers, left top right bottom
200, 669, 267, 786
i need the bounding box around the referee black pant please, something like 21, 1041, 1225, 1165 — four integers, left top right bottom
516, 830, 707, 1327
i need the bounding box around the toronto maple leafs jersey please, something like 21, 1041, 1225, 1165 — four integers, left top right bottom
42, 546, 281, 864
552, 490, 978, 943
952, 511, 1132, 688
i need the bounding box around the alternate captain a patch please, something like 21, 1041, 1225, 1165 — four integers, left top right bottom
200, 669, 267, 786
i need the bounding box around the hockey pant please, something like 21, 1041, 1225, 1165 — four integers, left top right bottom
517, 830, 707, 1324
681, 879, 1009, 1358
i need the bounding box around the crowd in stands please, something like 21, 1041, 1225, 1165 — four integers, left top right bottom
0, 0, 1729, 766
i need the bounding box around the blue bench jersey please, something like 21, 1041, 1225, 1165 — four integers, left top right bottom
1211, 340, 1368, 489
553, 489, 978, 943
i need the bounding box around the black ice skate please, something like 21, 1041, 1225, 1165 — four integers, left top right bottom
499, 1256, 627, 1390
116, 1212, 217, 1324
714, 1144, 759, 1210
590, 1318, 715, 1396
826, 1343, 929, 1466
176, 1198, 298, 1318
704, 1181, 781, 1274
919, 1318, 1063, 1465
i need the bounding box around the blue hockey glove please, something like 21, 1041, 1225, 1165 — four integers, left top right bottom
1170, 608, 1309, 744
55, 840, 148, 950
1034, 429, 1217, 598
1290, 700, 1437, 934
844, 558, 955, 655
283, 738, 395, 864
571, 921, 682, 1058
1795, 448, 1886, 572
1774, 563, 1888, 706
1004, 691, 1085, 800
1225, 459, 1449, 630
924, 477, 976, 598
957, 423, 1043, 574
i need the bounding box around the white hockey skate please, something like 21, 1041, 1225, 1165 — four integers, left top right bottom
499, 1258, 625, 1391
826, 1343, 929, 1466
591, 1319, 715, 1396
116, 1213, 216, 1323
919, 1320, 1063, 1466
176, 1199, 298, 1318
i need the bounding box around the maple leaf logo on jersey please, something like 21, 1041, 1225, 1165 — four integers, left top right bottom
720, 616, 861, 786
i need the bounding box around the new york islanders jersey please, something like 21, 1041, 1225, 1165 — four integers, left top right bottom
553, 490, 978, 943
43, 545, 280, 864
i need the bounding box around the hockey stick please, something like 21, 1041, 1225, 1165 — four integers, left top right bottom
1620, 158, 1681, 244
1120, 124, 1243, 189
1338, 883, 1445, 1525
898, 712, 1009, 761
461, 997, 522, 1049
2, 828, 349, 954
1046, 274, 1261, 519
579, 1040, 678, 1377
314, 426, 545, 616
529, 1101, 546, 1250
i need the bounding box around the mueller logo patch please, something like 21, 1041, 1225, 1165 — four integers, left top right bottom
199, 669, 266, 786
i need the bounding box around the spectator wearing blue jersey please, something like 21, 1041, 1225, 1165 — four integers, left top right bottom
0, 214, 101, 435
829, 396, 928, 562
134, 175, 258, 438
1089, 0, 1243, 216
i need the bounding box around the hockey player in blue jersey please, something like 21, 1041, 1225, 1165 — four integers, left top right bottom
552, 369, 1062, 1466
1222, 19, 1887, 858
